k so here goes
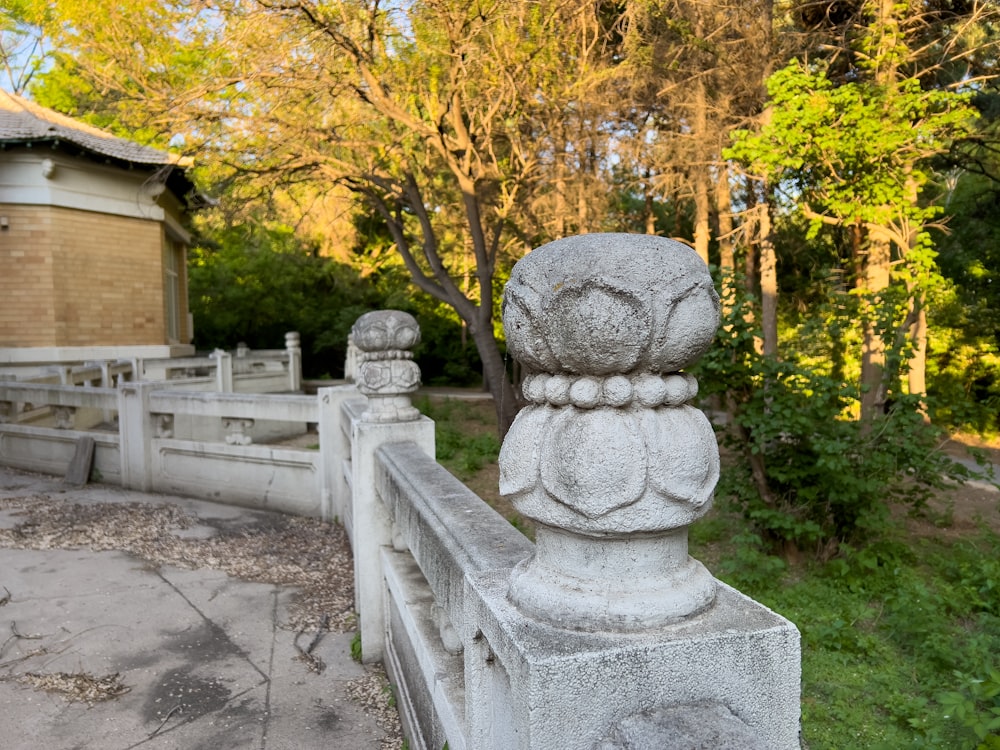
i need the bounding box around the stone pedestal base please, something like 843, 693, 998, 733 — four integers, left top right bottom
464, 572, 801, 750
507, 525, 716, 631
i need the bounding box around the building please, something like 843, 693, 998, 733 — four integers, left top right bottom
0, 90, 196, 365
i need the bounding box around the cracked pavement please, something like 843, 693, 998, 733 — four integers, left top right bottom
0, 469, 389, 750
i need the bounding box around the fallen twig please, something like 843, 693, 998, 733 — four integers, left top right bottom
149, 704, 183, 737
307, 614, 330, 653
0, 620, 47, 662
0, 647, 49, 670
10, 621, 44, 640
293, 614, 330, 674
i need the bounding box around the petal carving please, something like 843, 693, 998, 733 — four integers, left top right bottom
642, 406, 719, 508
544, 282, 647, 375
539, 408, 647, 518
498, 405, 551, 497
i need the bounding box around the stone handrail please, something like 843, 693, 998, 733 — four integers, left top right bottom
0, 353, 322, 514
377, 440, 533, 642
148, 390, 317, 423
0, 382, 117, 412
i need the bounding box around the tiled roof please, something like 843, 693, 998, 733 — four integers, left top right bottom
0, 89, 191, 168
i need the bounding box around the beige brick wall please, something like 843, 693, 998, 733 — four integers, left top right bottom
0, 205, 58, 346
0, 204, 184, 347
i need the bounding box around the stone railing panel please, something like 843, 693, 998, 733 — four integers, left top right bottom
375, 441, 533, 641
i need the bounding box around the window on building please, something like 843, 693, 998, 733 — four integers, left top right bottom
164, 237, 183, 343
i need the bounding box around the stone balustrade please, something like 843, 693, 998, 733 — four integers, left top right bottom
0, 335, 317, 510
0, 237, 802, 748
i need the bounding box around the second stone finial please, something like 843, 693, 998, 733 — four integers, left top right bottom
352, 310, 422, 423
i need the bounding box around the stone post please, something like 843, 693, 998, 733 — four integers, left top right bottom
353, 312, 421, 422
463, 234, 800, 749
212, 349, 233, 392
316, 383, 360, 523
285, 331, 303, 392
118, 381, 156, 492
99, 360, 114, 424
349, 310, 434, 662
344, 334, 360, 382
1, 377, 19, 426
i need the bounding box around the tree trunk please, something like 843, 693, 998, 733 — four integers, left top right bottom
692, 76, 711, 265
553, 132, 567, 238
851, 222, 864, 290
715, 164, 735, 309
643, 168, 657, 235
469, 322, 522, 437
860, 229, 892, 423
741, 179, 762, 353
902, 172, 927, 406
908, 297, 928, 418
758, 200, 778, 358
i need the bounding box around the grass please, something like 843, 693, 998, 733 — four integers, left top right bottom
415, 395, 529, 535
418, 392, 1000, 749
415, 395, 500, 479
700, 517, 1000, 748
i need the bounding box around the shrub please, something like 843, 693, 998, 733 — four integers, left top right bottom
697, 290, 973, 555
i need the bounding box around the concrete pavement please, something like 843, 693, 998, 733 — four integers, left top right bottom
0, 468, 392, 750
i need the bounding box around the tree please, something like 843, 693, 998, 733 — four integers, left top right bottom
27, 0, 625, 436
188, 221, 379, 377
727, 5, 984, 422
0, 0, 47, 93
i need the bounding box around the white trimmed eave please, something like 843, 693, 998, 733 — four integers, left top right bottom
0, 149, 176, 221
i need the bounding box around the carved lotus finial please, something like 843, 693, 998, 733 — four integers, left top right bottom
352, 310, 421, 353
499, 234, 722, 630
500, 234, 721, 534
503, 233, 719, 375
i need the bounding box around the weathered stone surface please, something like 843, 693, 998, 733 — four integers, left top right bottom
595, 701, 768, 750
503, 234, 719, 375
465, 573, 802, 750
352, 309, 421, 353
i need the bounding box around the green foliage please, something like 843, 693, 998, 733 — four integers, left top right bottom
930, 173, 1000, 434
186, 216, 485, 384
937, 670, 1000, 747
713, 531, 788, 591
728, 59, 974, 240
692, 518, 1000, 749
350, 631, 362, 662
726, 57, 976, 351
188, 221, 380, 378
416, 397, 500, 479
697, 286, 971, 552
